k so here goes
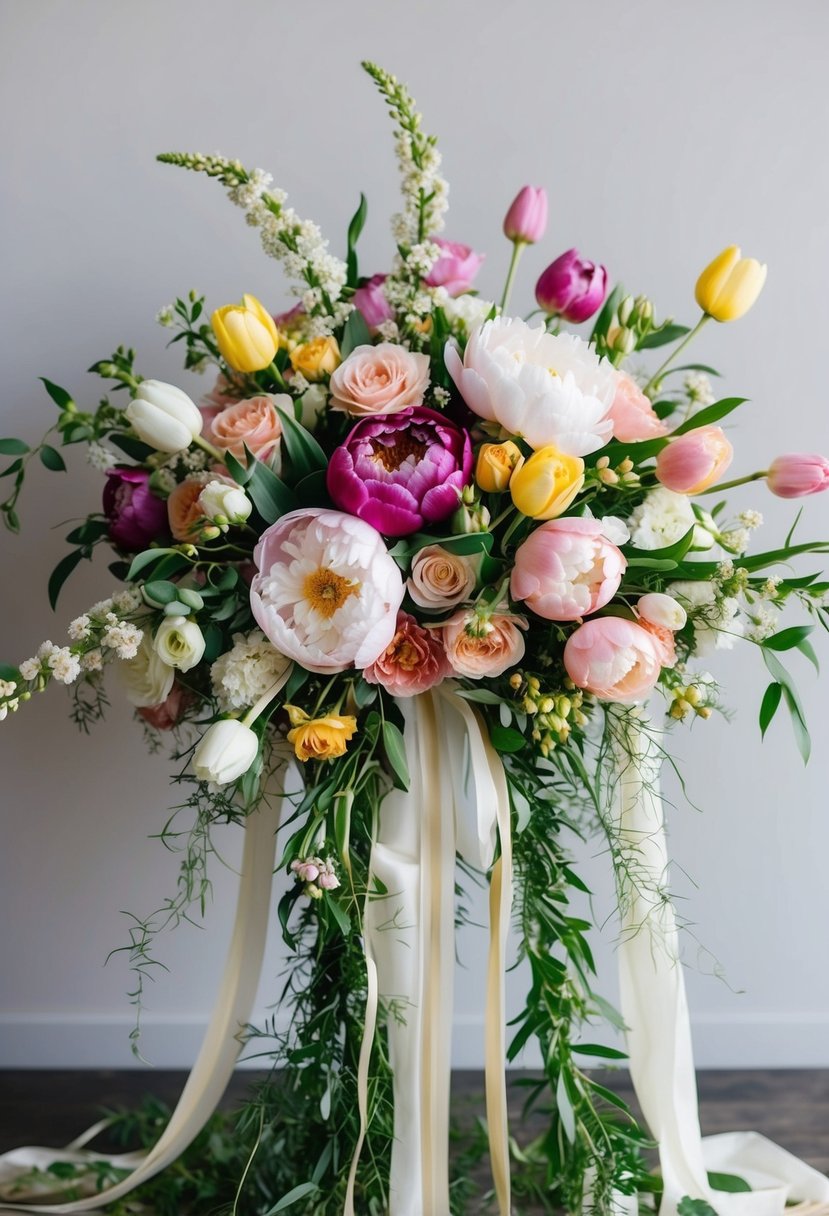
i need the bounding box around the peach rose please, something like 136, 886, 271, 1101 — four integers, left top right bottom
329, 342, 430, 416
407, 545, 477, 610
210, 394, 285, 461
363, 612, 452, 697
167, 473, 214, 542
441, 611, 526, 678
608, 372, 669, 443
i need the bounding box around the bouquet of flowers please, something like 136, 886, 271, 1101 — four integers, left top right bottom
2, 61, 829, 1216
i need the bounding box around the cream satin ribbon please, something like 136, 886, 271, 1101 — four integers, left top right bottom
613, 712, 829, 1216
0, 759, 296, 1215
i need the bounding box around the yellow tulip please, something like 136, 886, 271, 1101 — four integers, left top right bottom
695, 246, 767, 322
285, 704, 358, 763
290, 336, 341, 381
476, 441, 523, 493
510, 445, 585, 519
211, 294, 279, 373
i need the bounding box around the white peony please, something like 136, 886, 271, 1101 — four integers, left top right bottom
120, 633, 176, 707
627, 487, 713, 551
444, 316, 617, 456
211, 630, 292, 712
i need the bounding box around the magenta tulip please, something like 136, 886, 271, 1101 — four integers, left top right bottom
503, 186, 548, 245
327, 407, 473, 537
766, 454, 829, 498
535, 249, 608, 323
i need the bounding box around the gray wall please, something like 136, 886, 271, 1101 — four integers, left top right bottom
1, 0, 828, 1069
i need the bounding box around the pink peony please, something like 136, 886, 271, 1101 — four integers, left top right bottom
327, 407, 473, 537
766, 453, 829, 498
363, 611, 452, 696
210, 394, 284, 462
424, 239, 484, 296
655, 426, 733, 495
441, 611, 526, 678
353, 275, 394, 331
563, 616, 664, 703
511, 517, 626, 622
329, 343, 430, 416
608, 372, 669, 443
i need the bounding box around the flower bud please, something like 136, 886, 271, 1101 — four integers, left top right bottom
534, 249, 608, 323
125, 380, 203, 453
695, 246, 767, 322
198, 479, 252, 526
510, 445, 585, 520
617, 295, 635, 326
211, 293, 279, 372
636, 592, 687, 632
655, 426, 734, 495
451, 487, 491, 534
192, 719, 259, 785
152, 615, 205, 672
475, 441, 523, 493
766, 454, 829, 499
503, 186, 548, 245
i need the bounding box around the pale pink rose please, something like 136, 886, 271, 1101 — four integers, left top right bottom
563, 617, 663, 702
353, 275, 394, 331
407, 545, 477, 609
363, 612, 452, 697
441, 611, 526, 678
511, 517, 626, 622
329, 343, 430, 416
136, 683, 192, 731
210, 394, 285, 461
608, 372, 669, 443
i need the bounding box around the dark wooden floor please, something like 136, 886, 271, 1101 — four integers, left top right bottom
1, 1069, 827, 1175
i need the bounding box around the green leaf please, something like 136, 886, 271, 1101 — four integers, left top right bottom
0, 458, 22, 477
677, 1198, 719, 1216
40, 377, 75, 410
39, 445, 67, 472
762, 624, 814, 652
327, 896, 351, 936
453, 688, 505, 705
572, 1042, 627, 1059
109, 433, 155, 461
142, 580, 179, 605
0, 663, 21, 683
759, 682, 782, 738
664, 363, 722, 378
340, 308, 373, 359
126, 547, 184, 581
48, 548, 85, 609
638, 323, 691, 349
382, 719, 410, 790
223, 449, 253, 486
763, 649, 811, 763
246, 459, 298, 524
555, 1072, 576, 1143
671, 397, 747, 435
346, 193, 368, 288
797, 637, 820, 673
66, 519, 110, 545
333, 790, 353, 866
490, 724, 526, 753
275, 402, 328, 477
0, 438, 29, 455
708, 1172, 751, 1194
624, 556, 678, 571
589, 282, 623, 343
264, 1182, 320, 1213
623, 527, 696, 565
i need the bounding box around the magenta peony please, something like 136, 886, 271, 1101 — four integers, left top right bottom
103, 467, 169, 551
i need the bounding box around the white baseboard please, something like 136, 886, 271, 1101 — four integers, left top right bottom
2, 1011, 829, 1070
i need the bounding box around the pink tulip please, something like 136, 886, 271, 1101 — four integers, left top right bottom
563, 616, 664, 703
503, 186, 548, 244
511, 517, 626, 621
353, 274, 394, 330
608, 372, 669, 443
655, 426, 733, 495
766, 453, 829, 498
535, 249, 608, 323
424, 238, 485, 296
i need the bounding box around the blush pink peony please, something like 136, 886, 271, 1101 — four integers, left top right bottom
511, 517, 626, 621
363, 611, 452, 696
563, 616, 663, 702
329, 343, 430, 416
608, 372, 669, 443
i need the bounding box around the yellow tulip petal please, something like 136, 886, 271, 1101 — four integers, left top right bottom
711, 258, 767, 322
695, 245, 741, 314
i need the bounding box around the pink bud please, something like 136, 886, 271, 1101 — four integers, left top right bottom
766, 453, 829, 498
535, 249, 608, 322
352, 274, 394, 331
655, 426, 733, 495
424, 238, 485, 296
503, 186, 548, 244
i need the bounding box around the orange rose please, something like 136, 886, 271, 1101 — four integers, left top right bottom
167, 473, 213, 542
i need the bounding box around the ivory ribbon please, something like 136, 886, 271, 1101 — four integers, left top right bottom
0, 760, 296, 1215
613, 712, 829, 1216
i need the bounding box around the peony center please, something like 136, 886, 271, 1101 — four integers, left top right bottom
302, 567, 360, 619
389, 635, 420, 670
370, 435, 427, 472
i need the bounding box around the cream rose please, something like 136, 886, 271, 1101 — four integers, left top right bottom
407, 545, 477, 610
153, 616, 206, 672
329, 342, 430, 416
441, 611, 526, 678
120, 633, 176, 707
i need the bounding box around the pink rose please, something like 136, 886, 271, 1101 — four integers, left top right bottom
363, 612, 452, 697
608, 372, 669, 443
511, 517, 626, 622
353, 275, 394, 331
424, 238, 484, 296
563, 617, 663, 703
407, 545, 477, 609
210, 394, 285, 462
329, 343, 430, 416
136, 683, 192, 731
441, 611, 526, 678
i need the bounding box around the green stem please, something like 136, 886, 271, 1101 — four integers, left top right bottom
500, 241, 526, 314
696, 470, 767, 495
193, 434, 224, 464
643, 313, 710, 396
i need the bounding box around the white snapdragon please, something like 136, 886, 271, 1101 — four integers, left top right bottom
210, 631, 292, 712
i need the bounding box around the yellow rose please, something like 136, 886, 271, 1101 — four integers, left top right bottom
475, 441, 522, 493
510, 445, 585, 520
695, 246, 767, 322
290, 336, 341, 382
211, 294, 279, 373
285, 704, 358, 762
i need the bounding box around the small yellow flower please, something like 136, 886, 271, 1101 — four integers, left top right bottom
211, 294, 279, 373
290, 336, 341, 381
285, 703, 358, 763
509, 444, 585, 520
475, 441, 522, 493
695, 246, 767, 322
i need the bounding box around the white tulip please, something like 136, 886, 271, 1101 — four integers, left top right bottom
637, 592, 687, 632
192, 719, 259, 785
198, 480, 252, 526
152, 615, 205, 672
119, 634, 175, 707
125, 379, 203, 453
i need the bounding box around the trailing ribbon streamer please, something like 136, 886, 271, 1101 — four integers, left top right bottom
0, 761, 295, 1215
613, 713, 829, 1216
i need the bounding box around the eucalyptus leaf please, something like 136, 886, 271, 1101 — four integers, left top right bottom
39, 377, 75, 410
48, 548, 85, 609
39, 445, 67, 472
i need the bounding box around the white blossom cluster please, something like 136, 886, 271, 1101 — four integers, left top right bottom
87, 442, 118, 472
668, 580, 744, 654
684, 371, 716, 405
210, 630, 291, 712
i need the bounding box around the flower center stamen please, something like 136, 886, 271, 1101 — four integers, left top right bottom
302, 567, 360, 619
369, 435, 427, 472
